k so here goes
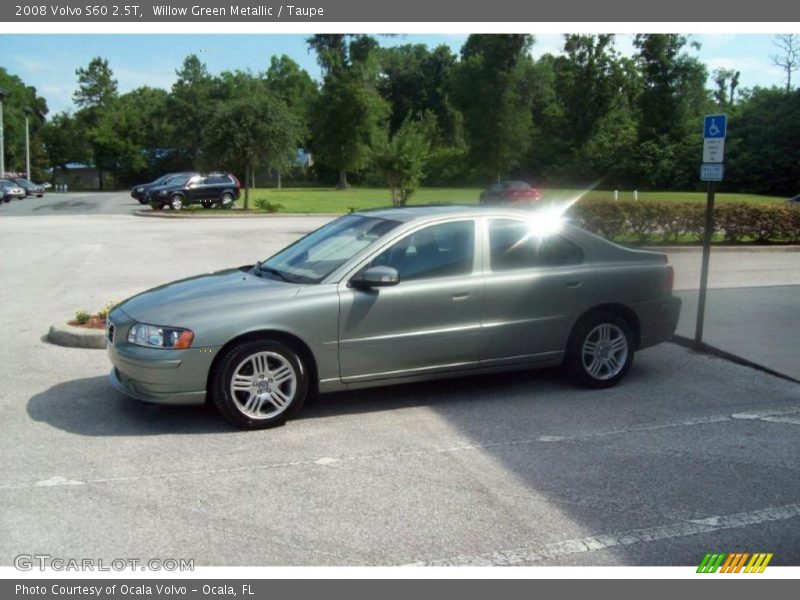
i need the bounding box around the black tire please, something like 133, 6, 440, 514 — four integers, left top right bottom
150, 202, 164, 211
138, 198, 148, 205
169, 194, 185, 211
219, 192, 234, 209
566, 311, 634, 389
210, 339, 309, 430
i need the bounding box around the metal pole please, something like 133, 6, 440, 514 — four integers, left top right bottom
25, 115, 31, 181
694, 180, 716, 347
0, 98, 5, 178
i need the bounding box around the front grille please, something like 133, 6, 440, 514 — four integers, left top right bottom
107, 322, 115, 344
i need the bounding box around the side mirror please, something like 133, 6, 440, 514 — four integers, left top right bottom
350, 266, 400, 289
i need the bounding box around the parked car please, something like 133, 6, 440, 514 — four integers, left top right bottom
0, 179, 27, 202
131, 172, 197, 204
147, 172, 241, 210
107, 205, 681, 430
11, 177, 45, 197
787, 194, 800, 204
480, 180, 542, 205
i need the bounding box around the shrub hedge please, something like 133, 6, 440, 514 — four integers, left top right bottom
570, 200, 800, 244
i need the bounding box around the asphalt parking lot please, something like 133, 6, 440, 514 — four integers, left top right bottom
1, 192, 798, 566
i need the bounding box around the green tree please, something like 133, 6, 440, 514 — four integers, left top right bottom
168, 55, 215, 167
372, 116, 431, 205
309, 35, 389, 188
91, 87, 172, 184
454, 34, 535, 181
266, 55, 318, 127
42, 111, 90, 171
633, 34, 708, 142
726, 87, 800, 195
205, 90, 303, 209
72, 57, 118, 188
0, 67, 49, 178
73, 57, 118, 112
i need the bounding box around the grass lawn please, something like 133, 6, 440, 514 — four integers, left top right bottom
231, 186, 785, 214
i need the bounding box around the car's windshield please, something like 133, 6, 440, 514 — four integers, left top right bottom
258, 215, 400, 284
165, 176, 191, 187
15, 178, 34, 186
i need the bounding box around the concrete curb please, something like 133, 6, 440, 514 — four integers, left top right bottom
645, 245, 800, 253
133, 210, 341, 219
47, 323, 106, 350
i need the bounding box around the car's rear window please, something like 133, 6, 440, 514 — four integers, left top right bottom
489, 219, 584, 270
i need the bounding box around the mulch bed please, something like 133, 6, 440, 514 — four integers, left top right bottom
67, 316, 106, 330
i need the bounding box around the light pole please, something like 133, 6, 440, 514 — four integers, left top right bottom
24, 107, 32, 181
0, 87, 6, 178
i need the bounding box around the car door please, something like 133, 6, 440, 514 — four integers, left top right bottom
185, 176, 206, 202
479, 218, 594, 364
337, 219, 483, 382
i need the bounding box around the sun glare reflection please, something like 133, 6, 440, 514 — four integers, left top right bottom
510, 181, 601, 252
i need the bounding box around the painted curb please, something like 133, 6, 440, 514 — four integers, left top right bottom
47, 323, 106, 350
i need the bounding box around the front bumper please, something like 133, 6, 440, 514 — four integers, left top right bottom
106, 309, 218, 405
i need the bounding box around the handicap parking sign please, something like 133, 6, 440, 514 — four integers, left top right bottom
704, 114, 727, 139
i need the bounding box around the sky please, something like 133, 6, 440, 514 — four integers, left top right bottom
0, 33, 788, 116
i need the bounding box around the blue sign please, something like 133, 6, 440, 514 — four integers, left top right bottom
704, 114, 727, 139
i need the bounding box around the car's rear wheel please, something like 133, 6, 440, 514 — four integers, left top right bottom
210, 339, 309, 430
567, 311, 634, 388
169, 194, 184, 211
219, 192, 234, 209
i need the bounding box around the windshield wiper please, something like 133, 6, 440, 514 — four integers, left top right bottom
254, 261, 290, 282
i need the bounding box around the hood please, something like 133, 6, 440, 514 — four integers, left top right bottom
119, 267, 302, 326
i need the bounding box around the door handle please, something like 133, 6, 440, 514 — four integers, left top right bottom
452, 291, 471, 301
565, 281, 582, 288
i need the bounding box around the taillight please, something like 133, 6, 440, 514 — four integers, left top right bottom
665, 264, 674, 293
233, 176, 241, 189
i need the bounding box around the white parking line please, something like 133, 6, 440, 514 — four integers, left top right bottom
406, 503, 800, 566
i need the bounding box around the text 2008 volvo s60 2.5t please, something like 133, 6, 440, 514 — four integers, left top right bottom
107, 206, 681, 429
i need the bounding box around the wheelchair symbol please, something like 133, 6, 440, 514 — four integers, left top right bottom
708, 119, 720, 137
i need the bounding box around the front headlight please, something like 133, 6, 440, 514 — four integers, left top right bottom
137, 187, 144, 192
127, 323, 194, 349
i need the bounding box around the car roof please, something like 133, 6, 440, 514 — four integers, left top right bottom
353, 204, 551, 223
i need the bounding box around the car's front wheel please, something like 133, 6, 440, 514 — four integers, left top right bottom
169, 194, 185, 211
210, 339, 309, 429
567, 312, 634, 388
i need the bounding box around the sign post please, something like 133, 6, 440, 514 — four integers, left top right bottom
695, 114, 727, 348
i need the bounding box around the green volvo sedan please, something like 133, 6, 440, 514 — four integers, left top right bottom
107, 205, 680, 429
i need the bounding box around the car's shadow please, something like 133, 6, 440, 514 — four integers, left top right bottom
27, 376, 230, 436
26, 365, 603, 436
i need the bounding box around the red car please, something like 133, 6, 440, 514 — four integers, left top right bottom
479, 180, 542, 205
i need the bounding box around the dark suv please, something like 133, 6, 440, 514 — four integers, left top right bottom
147, 172, 241, 210
131, 172, 197, 204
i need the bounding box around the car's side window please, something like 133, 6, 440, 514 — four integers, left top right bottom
489, 219, 584, 271
368, 220, 475, 281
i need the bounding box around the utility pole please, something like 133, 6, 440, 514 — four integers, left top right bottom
24, 108, 32, 181
0, 87, 6, 178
